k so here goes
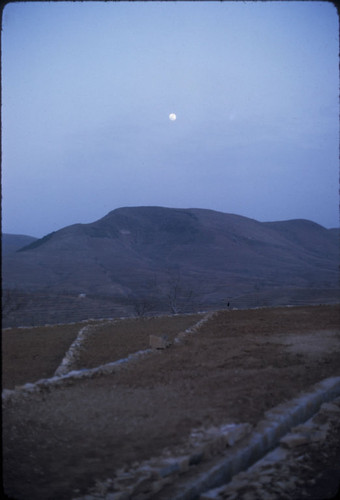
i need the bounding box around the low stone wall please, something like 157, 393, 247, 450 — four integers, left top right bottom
54, 324, 97, 376
2, 312, 214, 405
174, 311, 218, 344
73, 423, 252, 500
1, 348, 153, 405
71, 378, 340, 500
201, 396, 340, 500
168, 376, 340, 500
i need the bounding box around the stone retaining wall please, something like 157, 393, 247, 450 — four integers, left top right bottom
73, 423, 252, 500
168, 376, 340, 500
71, 378, 340, 500
201, 396, 340, 500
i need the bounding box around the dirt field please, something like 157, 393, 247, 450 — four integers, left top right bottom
2, 305, 340, 500
2, 314, 203, 389
2, 323, 81, 389
76, 314, 203, 371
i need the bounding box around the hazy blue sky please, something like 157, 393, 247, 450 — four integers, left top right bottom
2, 1, 339, 237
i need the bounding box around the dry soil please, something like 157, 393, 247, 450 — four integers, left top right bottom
2, 305, 340, 500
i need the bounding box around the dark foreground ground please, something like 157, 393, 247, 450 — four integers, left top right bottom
2, 305, 340, 499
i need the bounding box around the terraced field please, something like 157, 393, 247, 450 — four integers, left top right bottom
2, 305, 340, 500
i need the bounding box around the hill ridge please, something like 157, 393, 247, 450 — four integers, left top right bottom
2, 206, 339, 326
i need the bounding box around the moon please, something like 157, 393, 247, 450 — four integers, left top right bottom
169, 113, 176, 121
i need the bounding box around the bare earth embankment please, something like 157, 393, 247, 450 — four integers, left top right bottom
2, 305, 340, 500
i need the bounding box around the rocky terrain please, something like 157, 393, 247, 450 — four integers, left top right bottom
2, 304, 340, 500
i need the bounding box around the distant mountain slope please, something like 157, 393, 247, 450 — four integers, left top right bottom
2, 234, 38, 255
2, 207, 339, 326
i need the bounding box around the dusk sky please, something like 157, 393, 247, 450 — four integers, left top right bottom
2, 1, 339, 238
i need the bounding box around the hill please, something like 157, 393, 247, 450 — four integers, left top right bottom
1, 233, 38, 255
2, 207, 339, 326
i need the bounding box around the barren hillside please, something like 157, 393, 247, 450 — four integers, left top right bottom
2, 207, 339, 327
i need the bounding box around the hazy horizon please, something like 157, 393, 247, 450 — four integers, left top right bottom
2, 1, 339, 238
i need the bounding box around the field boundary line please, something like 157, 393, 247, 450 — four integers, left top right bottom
169, 376, 340, 500
71, 377, 340, 500
2, 312, 215, 404
54, 321, 114, 377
